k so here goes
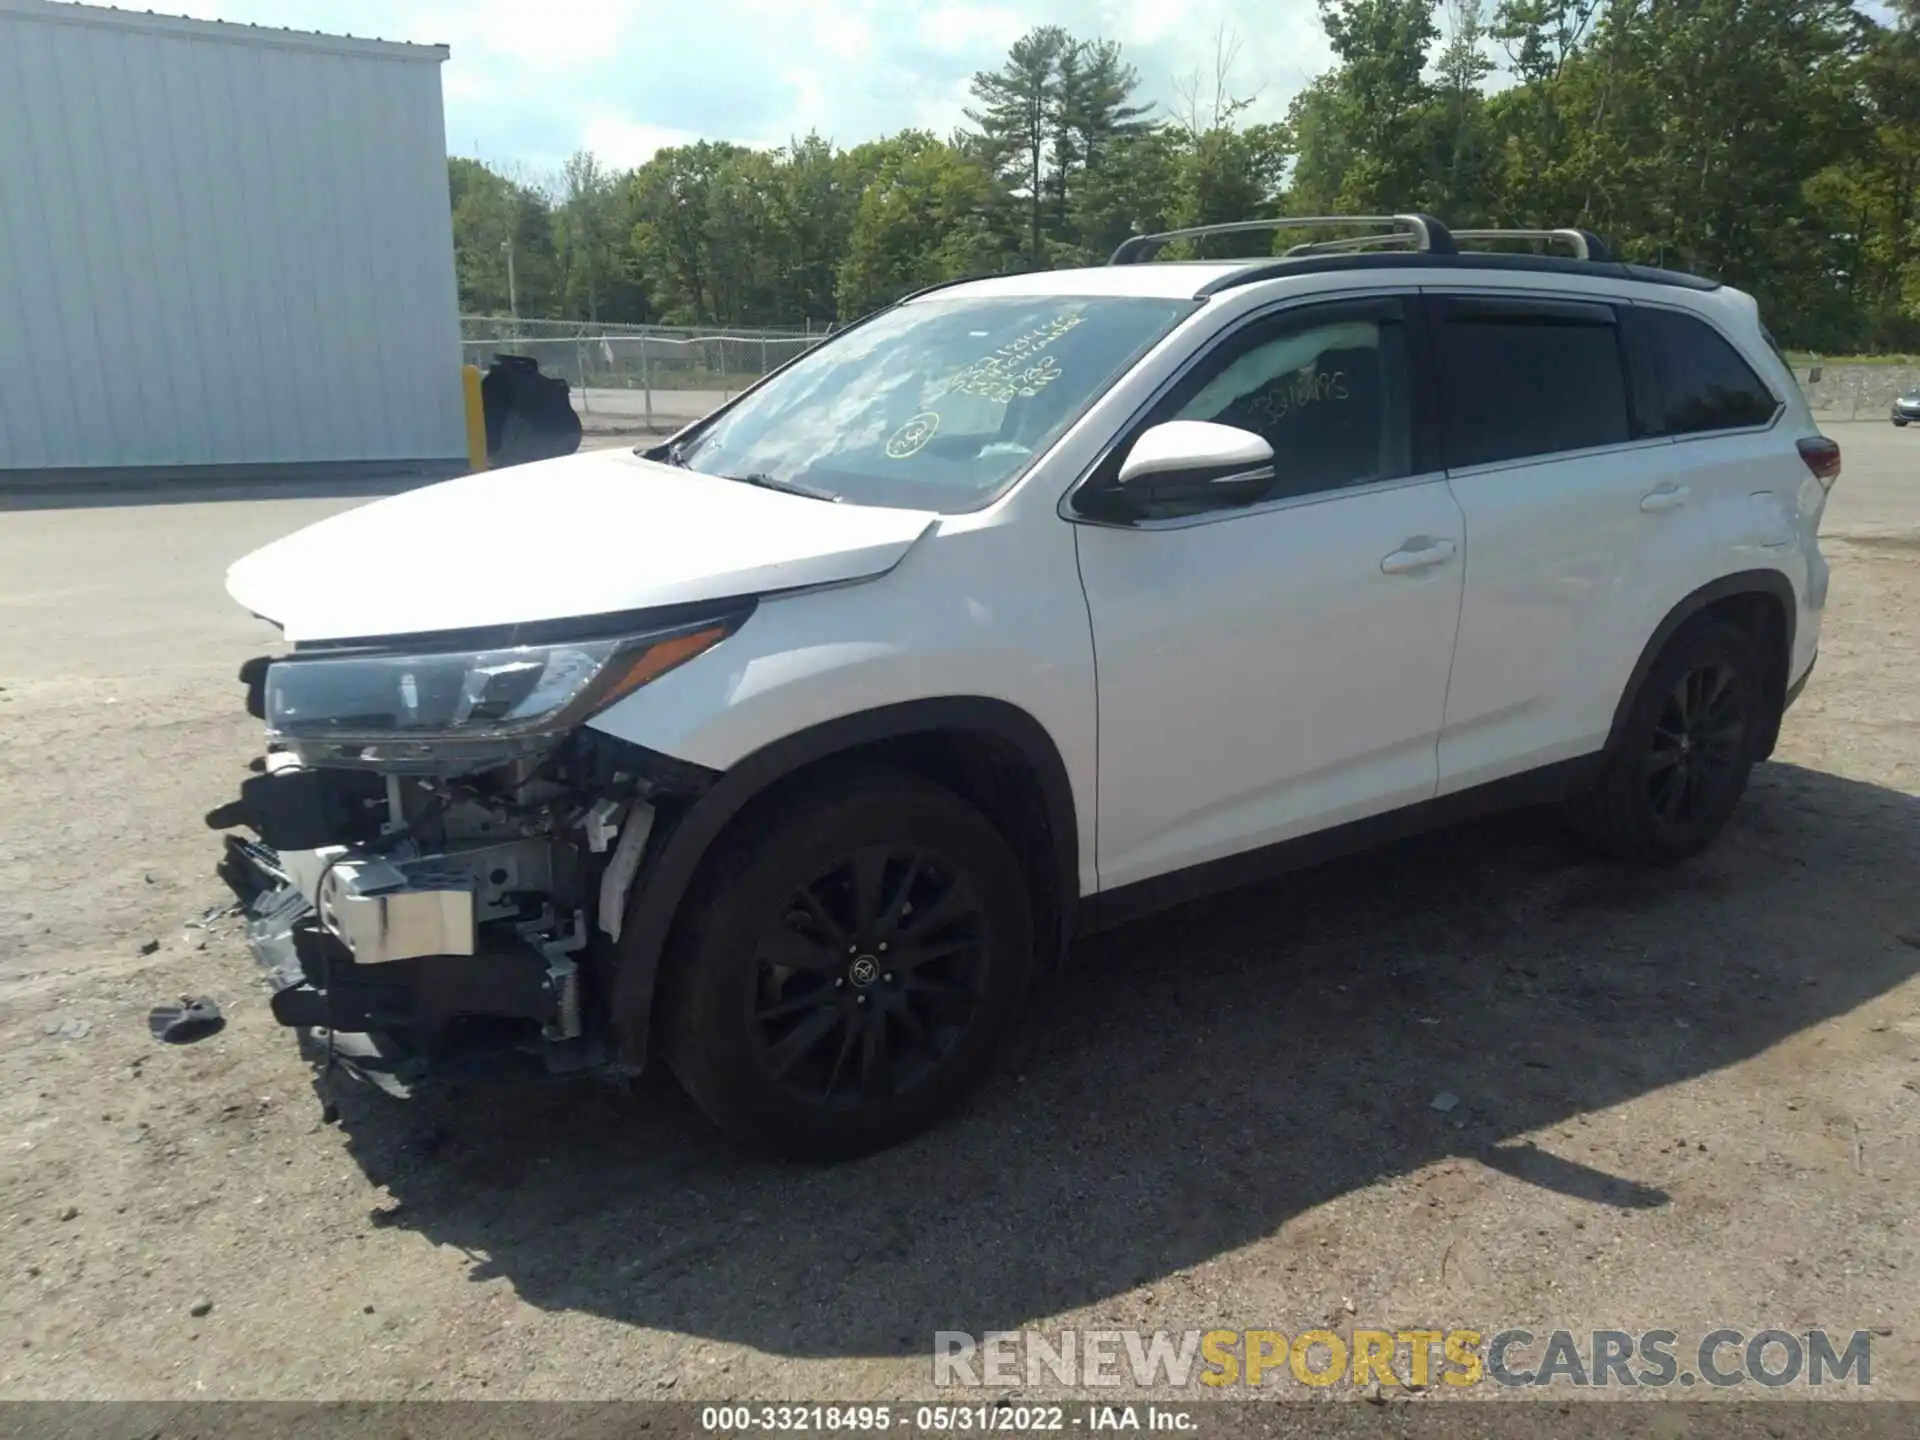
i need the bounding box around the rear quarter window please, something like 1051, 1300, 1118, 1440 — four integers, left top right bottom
1632, 308, 1781, 436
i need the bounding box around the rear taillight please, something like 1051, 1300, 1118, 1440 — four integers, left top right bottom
1798, 436, 1841, 489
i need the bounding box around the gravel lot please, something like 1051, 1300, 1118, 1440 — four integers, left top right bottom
1, 427, 1916, 1404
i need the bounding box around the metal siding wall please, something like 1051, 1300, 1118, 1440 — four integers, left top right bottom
0, 10, 463, 472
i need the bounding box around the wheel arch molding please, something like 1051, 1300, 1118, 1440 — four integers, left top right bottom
1604, 569, 1799, 764
606, 696, 1081, 1070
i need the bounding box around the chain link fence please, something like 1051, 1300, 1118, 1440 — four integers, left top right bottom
1793, 360, 1920, 424
461, 317, 827, 435
460, 322, 1920, 436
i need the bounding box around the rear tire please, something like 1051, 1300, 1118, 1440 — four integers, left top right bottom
660, 768, 1033, 1160
1566, 618, 1766, 865
1895, 417, 1909, 428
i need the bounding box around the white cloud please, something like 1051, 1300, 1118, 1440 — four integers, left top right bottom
816, 9, 876, 62
1122, 0, 1188, 46
144, 0, 1344, 173
580, 118, 710, 170
422, 0, 636, 69
918, 3, 1027, 52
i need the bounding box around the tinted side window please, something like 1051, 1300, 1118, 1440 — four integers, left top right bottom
1157, 301, 1412, 501
1437, 299, 1631, 468
1637, 307, 1780, 435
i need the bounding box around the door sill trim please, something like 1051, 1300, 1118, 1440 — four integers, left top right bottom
1081, 756, 1596, 935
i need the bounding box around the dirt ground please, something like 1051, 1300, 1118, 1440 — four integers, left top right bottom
1, 428, 1916, 1405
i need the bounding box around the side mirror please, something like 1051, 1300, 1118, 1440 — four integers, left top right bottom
1114, 421, 1275, 510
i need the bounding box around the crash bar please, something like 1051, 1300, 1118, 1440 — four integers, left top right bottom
1108, 214, 1457, 265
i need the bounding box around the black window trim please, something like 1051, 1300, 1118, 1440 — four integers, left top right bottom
1417, 283, 1667, 477
1059, 287, 1438, 530
1626, 298, 1785, 442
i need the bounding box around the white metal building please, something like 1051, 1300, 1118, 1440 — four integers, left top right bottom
0, 0, 466, 482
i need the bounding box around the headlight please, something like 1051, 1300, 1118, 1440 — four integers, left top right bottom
264, 617, 736, 770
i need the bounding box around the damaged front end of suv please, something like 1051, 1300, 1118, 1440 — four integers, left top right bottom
208, 605, 745, 1097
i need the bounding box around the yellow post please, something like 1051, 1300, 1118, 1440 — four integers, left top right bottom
462, 363, 489, 472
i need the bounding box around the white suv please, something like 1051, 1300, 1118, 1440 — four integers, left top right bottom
211, 215, 1835, 1158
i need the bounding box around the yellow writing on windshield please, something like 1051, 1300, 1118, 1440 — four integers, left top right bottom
885, 411, 941, 459
945, 314, 1085, 403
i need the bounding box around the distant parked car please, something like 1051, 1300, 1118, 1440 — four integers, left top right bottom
1893, 389, 1920, 427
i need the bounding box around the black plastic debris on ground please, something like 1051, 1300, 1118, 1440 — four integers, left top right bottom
149, 996, 224, 1045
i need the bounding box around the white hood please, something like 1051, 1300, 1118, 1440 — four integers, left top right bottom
227, 448, 938, 643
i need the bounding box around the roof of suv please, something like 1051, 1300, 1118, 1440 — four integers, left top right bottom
912, 252, 1724, 307
905, 216, 1724, 305
903, 263, 1259, 303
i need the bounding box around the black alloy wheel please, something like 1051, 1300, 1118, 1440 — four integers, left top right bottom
660, 768, 1033, 1159
1644, 658, 1751, 834
747, 846, 991, 1108
1566, 616, 1767, 864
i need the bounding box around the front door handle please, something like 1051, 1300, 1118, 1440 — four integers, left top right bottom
1640, 483, 1690, 513
1380, 538, 1458, 574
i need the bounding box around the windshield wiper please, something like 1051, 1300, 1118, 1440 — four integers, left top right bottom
637, 439, 692, 466
727, 471, 841, 502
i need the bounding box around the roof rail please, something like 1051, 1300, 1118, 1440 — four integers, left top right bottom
1109, 214, 1456, 265
1451, 228, 1613, 263
1195, 251, 1719, 298
1281, 232, 1430, 258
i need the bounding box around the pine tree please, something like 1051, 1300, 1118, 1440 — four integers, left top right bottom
965, 26, 1070, 267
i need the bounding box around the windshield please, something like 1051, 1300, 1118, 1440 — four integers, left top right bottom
668, 294, 1197, 511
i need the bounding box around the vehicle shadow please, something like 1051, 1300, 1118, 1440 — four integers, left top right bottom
330, 759, 1920, 1359
0, 466, 456, 512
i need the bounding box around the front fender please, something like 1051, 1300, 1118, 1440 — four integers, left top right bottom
584, 523, 1097, 1071
586, 523, 1098, 888
598, 696, 1081, 1071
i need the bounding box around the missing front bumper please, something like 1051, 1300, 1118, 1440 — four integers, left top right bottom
223, 835, 604, 1093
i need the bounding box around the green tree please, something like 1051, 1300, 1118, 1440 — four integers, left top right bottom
1828, 4, 1920, 346
447, 157, 559, 316
1069, 127, 1184, 263
774, 133, 861, 326
556, 149, 618, 322
1054, 39, 1155, 245
703, 147, 787, 323
627, 141, 757, 324
1484, 0, 1868, 346
965, 26, 1070, 267
1173, 124, 1292, 256
1309, 0, 1441, 211
836, 132, 1007, 316
1490, 0, 1597, 86
1427, 0, 1497, 220
432, 7, 1920, 354
596, 175, 656, 325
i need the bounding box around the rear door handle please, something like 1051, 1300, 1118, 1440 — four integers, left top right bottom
1640, 483, 1690, 512
1380, 538, 1458, 574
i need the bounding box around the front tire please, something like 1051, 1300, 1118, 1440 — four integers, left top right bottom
1895, 417, 1910, 428
1567, 618, 1766, 864
660, 769, 1033, 1160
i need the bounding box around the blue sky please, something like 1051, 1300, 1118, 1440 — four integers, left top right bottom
166, 0, 1341, 179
